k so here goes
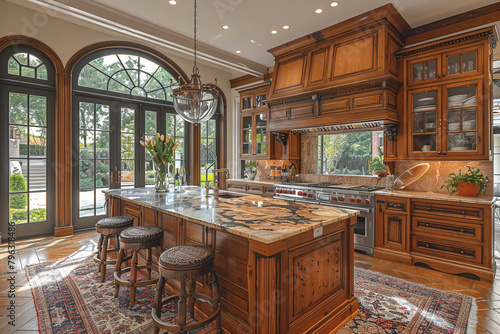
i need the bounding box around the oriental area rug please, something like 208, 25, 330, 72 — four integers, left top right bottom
26, 257, 477, 334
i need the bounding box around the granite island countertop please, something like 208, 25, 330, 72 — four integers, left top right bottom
104, 186, 358, 244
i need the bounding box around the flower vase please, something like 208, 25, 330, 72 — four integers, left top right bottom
154, 162, 169, 193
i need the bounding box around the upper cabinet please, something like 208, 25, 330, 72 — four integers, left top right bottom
398, 27, 498, 160
239, 84, 271, 159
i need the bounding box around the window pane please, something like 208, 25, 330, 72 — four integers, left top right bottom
21, 66, 35, 78
10, 126, 27, 157
9, 159, 27, 183
176, 116, 185, 138
29, 95, 47, 126
79, 160, 94, 189
29, 159, 46, 191
79, 102, 94, 129
319, 131, 382, 175
121, 108, 135, 132
29, 54, 42, 67
29, 192, 46, 222
96, 104, 109, 131
10, 92, 28, 124
208, 120, 216, 138
166, 114, 175, 134
14, 53, 28, 66
79, 130, 94, 159
145, 110, 157, 135
29, 127, 47, 157
121, 134, 134, 158
78, 64, 108, 90
79, 188, 94, 217
95, 131, 109, 159
96, 160, 110, 188
8, 56, 20, 75
89, 54, 122, 76
37, 65, 48, 80
121, 160, 134, 187
10, 193, 28, 224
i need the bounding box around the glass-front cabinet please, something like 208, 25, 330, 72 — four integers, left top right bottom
408, 80, 483, 157
407, 45, 483, 87
241, 114, 253, 156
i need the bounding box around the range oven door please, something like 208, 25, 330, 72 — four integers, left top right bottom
352, 210, 374, 255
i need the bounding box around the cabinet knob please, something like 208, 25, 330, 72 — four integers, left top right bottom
462, 211, 466, 215
438, 151, 441, 154
442, 73, 446, 77
393, 215, 398, 219
425, 223, 429, 227
438, 74, 441, 78
460, 228, 464, 233
460, 250, 464, 254
425, 244, 429, 248
443, 151, 447, 155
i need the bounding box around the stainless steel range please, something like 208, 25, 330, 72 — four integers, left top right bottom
274, 182, 384, 255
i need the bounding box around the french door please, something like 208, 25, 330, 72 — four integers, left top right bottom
72, 96, 165, 229
0, 85, 55, 238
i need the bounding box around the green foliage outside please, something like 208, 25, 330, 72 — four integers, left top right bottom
19, 143, 45, 156
10, 174, 27, 209
200, 173, 214, 188
320, 132, 377, 175
29, 208, 47, 221
9, 208, 46, 224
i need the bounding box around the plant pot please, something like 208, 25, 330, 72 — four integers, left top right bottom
457, 181, 480, 197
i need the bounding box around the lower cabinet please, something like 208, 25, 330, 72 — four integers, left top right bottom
374, 195, 495, 281
226, 180, 275, 197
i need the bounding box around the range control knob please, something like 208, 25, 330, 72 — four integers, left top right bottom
331, 196, 337, 201
364, 199, 370, 205
292, 190, 296, 195
298, 191, 303, 196
349, 197, 355, 203
355, 197, 362, 204
338, 196, 345, 201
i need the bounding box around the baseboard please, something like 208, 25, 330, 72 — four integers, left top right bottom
54, 226, 74, 237
373, 247, 411, 264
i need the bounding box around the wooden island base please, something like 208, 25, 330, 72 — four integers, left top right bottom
106, 192, 359, 333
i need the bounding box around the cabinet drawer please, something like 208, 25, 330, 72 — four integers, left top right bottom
412, 216, 482, 242
385, 198, 408, 212
411, 201, 483, 222
227, 182, 247, 192
247, 184, 264, 195
411, 235, 482, 265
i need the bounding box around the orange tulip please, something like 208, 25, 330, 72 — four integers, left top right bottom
166, 135, 171, 143
157, 133, 160, 139
160, 134, 164, 141
140, 140, 145, 146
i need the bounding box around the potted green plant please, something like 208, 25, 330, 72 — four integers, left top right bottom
244, 160, 258, 180
441, 166, 488, 196
368, 149, 387, 177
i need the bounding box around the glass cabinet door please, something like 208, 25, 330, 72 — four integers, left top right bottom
241, 114, 253, 155
409, 89, 439, 153
242, 96, 253, 111
444, 47, 481, 78
445, 82, 481, 154
408, 56, 440, 86
255, 113, 267, 156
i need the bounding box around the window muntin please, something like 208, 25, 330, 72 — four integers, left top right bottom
318, 131, 383, 175
8, 53, 48, 80
77, 54, 178, 101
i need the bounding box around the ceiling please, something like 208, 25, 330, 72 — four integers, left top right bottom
93, 0, 500, 67
10, 0, 500, 76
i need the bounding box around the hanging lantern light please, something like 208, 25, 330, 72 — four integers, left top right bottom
173, 0, 219, 124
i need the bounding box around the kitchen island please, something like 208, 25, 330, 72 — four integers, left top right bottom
104, 186, 359, 334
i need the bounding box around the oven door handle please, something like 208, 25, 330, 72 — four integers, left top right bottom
322, 203, 373, 213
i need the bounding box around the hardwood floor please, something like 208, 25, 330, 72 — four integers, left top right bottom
0, 229, 499, 333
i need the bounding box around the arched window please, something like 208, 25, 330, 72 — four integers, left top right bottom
71, 48, 188, 229
0, 45, 55, 238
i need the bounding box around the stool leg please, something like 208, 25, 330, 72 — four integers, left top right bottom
153, 275, 165, 334
115, 236, 120, 251
130, 251, 138, 307
114, 248, 125, 298
100, 235, 109, 283
188, 278, 196, 319
146, 247, 152, 280
211, 269, 221, 333
178, 279, 187, 330
96, 234, 104, 260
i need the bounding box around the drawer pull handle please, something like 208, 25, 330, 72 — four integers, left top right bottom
462, 211, 466, 215
460, 228, 464, 233
425, 223, 429, 227
460, 250, 464, 254
425, 244, 429, 248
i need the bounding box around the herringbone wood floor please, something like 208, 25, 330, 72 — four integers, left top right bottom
0, 230, 499, 333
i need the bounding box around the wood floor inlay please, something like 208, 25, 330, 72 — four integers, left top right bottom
0, 230, 498, 333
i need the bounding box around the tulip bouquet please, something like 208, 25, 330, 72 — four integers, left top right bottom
141, 133, 179, 192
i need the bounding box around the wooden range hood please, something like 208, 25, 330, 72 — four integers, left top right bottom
265, 4, 410, 132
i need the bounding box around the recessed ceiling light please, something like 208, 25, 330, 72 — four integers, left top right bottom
315, 8, 323, 14
271, 30, 278, 35
283, 25, 290, 30
330, 1, 339, 7
250, 40, 256, 43
168, 0, 177, 5
235, 50, 242, 54
222, 25, 230, 30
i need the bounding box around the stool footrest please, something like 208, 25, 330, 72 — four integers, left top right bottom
114, 265, 159, 287
93, 254, 117, 266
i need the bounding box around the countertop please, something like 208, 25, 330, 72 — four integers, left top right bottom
104, 186, 358, 244
375, 189, 494, 205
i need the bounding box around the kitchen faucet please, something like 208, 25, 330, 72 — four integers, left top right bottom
203, 147, 230, 199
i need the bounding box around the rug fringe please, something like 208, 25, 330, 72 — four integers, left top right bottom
466, 297, 478, 334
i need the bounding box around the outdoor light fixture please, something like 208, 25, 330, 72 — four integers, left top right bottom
173, 0, 219, 125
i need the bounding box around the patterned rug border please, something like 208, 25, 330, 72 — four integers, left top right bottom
354, 267, 478, 334
25, 256, 479, 334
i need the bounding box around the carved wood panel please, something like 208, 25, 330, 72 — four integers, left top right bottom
332, 34, 377, 79
308, 47, 330, 85
121, 202, 141, 226
290, 236, 343, 319
274, 56, 307, 92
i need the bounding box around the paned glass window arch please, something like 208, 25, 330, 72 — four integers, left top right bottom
74, 48, 182, 102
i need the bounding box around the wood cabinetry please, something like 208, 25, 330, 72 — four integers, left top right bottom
239, 84, 271, 159
374, 195, 411, 263
374, 194, 495, 281
398, 27, 497, 160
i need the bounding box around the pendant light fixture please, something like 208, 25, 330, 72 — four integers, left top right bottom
173, 0, 219, 125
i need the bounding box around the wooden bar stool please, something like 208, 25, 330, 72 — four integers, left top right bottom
93, 216, 134, 283
152, 245, 221, 334
114, 226, 164, 306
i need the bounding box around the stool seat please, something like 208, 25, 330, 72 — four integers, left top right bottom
120, 226, 163, 242
160, 246, 214, 269
96, 216, 134, 229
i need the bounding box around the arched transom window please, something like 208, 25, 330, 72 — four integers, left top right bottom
8, 53, 48, 80
77, 54, 179, 101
